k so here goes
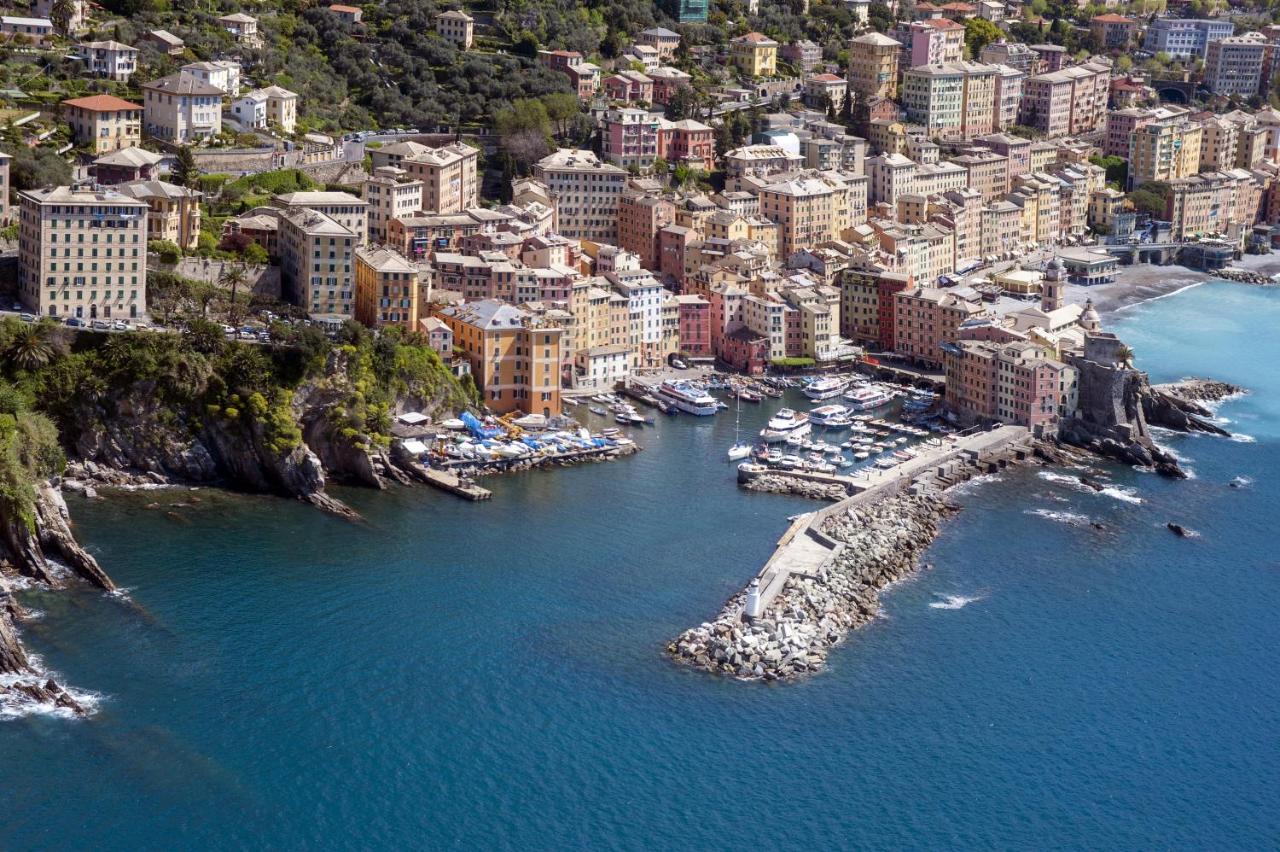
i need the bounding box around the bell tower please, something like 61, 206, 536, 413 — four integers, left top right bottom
1041, 256, 1065, 313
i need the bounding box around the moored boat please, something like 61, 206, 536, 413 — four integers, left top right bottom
656, 380, 719, 416
760, 408, 812, 442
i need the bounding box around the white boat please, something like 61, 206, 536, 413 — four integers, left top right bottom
727, 392, 751, 460
761, 408, 812, 443
809, 404, 851, 426
803, 376, 847, 400
657, 380, 719, 416
784, 434, 806, 448
854, 451, 870, 460
844, 385, 895, 411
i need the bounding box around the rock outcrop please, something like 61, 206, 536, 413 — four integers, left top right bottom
1062, 333, 1186, 478
0, 485, 117, 716
667, 492, 955, 680
741, 473, 849, 501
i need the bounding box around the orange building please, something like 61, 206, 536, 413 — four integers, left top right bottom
354, 246, 420, 330
437, 300, 563, 417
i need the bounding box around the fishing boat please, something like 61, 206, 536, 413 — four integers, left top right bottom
760, 408, 812, 442
656, 380, 719, 416
758, 383, 783, 399
803, 376, 847, 401
844, 384, 895, 411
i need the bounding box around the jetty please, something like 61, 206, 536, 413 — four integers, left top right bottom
669, 425, 1033, 679
406, 464, 493, 500
741, 425, 1031, 615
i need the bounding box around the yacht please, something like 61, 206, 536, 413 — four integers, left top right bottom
844, 385, 895, 411
656, 380, 718, 416
760, 408, 811, 442
809, 404, 853, 427
803, 376, 847, 400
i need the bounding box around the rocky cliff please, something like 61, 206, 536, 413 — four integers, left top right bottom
0, 485, 116, 716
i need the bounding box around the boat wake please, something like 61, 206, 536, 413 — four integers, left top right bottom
929, 593, 983, 610
1024, 508, 1093, 526
1230, 433, 1257, 443
1037, 471, 1144, 504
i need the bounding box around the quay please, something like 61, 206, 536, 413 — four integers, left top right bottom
739, 425, 1032, 617
397, 459, 493, 500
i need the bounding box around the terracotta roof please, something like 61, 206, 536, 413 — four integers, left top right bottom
1092, 13, 1135, 22
328, 4, 360, 11
920, 17, 965, 29
62, 94, 141, 112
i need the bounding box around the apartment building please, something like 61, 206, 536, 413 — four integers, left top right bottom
76, 41, 138, 82
1090, 14, 1137, 49
867, 152, 917, 207
231, 85, 298, 133
353, 246, 419, 330
1128, 118, 1203, 189
533, 148, 628, 244
848, 32, 901, 100
17, 184, 148, 320
943, 339, 1076, 432
907, 19, 964, 67
617, 193, 674, 270
278, 207, 356, 316
759, 173, 855, 259
952, 150, 1008, 200
662, 119, 715, 171
603, 70, 654, 104
218, 12, 262, 48
62, 94, 141, 154
980, 40, 1036, 73
180, 59, 241, 96
435, 10, 474, 49
902, 62, 996, 140
362, 166, 423, 245
1200, 116, 1239, 172
1142, 17, 1233, 60
1019, 62, 1110, 138
1204, 34, 1266, 97
115, 180, 202, 251
272, 190, 368, 246
141, 74, 223, 142
1164, 169, 1263, 241
893, 285, 983, 367
401, 142, 479, 215
601, 108, 662, 171
638, 26, 681, 60
731, 32, 778, 77
437, 300, 563, 417
992, 64, 1023, 130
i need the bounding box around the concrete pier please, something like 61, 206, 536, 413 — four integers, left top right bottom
740, 426, 1031, 614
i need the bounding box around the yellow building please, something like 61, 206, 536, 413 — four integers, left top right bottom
848, 32, 900, 100
17, 184, 148, 321
62, 94, 141, 154
115, 180, 202, 251
731, 32, 778, 77
354, 246, 420, 330
437, 300, 563, 417
1128, 119, 1202, 189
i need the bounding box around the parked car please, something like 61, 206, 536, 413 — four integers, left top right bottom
19, 313, 34, 323
65, 317, 84, 327
257, 331, 271, 342
10, 302, 22, 311
90, 320, 110, 330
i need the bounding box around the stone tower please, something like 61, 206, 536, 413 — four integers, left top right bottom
1041, 256, 1065, 313
1080, 298, 1101, 333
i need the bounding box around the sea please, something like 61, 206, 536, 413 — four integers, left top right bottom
3, 280, 1279, 850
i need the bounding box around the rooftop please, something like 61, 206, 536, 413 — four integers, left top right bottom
62, 94, 141, 112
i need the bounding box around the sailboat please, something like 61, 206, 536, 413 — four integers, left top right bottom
726, 392, 751, 461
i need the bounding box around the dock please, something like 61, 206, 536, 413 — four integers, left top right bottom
405, 463, 493, 501
742, 425, 1032, 616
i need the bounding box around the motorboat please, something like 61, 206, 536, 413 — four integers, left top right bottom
761, 408, 812, 443
809, 404, 852, 427
656, 380, 719, 416
803, 376, 847, 401
844, 385, 895, 411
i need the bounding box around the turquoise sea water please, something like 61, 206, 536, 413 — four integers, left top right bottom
4, 281, 1280, 849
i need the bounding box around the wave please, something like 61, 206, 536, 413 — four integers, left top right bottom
929, 594, 983, 610
1024, 508, 1092, 526
1230, 433, 1256, 443
1112, 279, 1207, 313
1231, 476, 1253, 488
948, 472, 1002, 496
1037, 471, 1145, 504
0, 669, 102, 721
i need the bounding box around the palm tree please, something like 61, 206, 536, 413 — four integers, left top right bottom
49, 0, 78, 37
220, 264, 248, 326
8, 322, 60, 371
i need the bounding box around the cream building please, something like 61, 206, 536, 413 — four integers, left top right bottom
848, 32, 901, 100
18, 184, 148, 320
63, 95, 141, 154
272, 190, 369, 244
362, 166, 424, 244
278, 207, 357, 316
116, 180, 202, 251
231, 85, 298, 133
533, 148, 628, 244
402, 142, 479, 215
435, 10, 474, 50
76, 41, 138, 82
354, 246, 420, 330
141, 74, 223, 142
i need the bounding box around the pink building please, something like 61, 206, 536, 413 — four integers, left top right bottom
908, 19, 965, 67
661, 119, 715, 171
675, 294, 711, 356
1104, 108, 1158, 158
943, 339, 1076, 433
603, 71, 654, 104
721, 326, 768, 374
618, 193, 675, 270
601, 109, 662, 170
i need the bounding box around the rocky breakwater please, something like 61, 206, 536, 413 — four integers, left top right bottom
740, 471, 848, 501
1, 484, 118, 716
667, 492, 955, 681
1217, 267, 1274, 285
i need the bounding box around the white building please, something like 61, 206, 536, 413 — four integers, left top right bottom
180, 59, 242, 97
231, 85, 298, 134
141, 74, 223, 142
76, 41, 138, 82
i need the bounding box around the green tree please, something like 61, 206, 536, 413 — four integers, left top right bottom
220, 265, 249, 327
7, 321, 63, 371
49, 0, 77, 37
964, 17, 1004, 58
172, 145, 200, 189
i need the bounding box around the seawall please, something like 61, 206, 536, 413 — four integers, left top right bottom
668, 426, 1032, 681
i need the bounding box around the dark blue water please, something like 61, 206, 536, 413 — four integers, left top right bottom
4, 281, 1279, 849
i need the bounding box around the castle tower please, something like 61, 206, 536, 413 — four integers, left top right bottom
1041, 256, 1065, 313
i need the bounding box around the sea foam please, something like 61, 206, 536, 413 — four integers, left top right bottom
929, 594, 983, 610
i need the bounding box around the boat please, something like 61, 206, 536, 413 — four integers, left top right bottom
844, 385, 895, 411
854, 451, 870, 461
758, 384, 783, 399
726, 392, 752, 461
760, 408, 812, 442
785, 433, 806, 448
838, 458, 854, 469
809, 404, 852, 427
589, 406, 606, 416
777, 454, 802, 469
601, 427, 621, 439
803, 376, 847, 400
656, 380, 719, 416
874, 458, 898, 469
